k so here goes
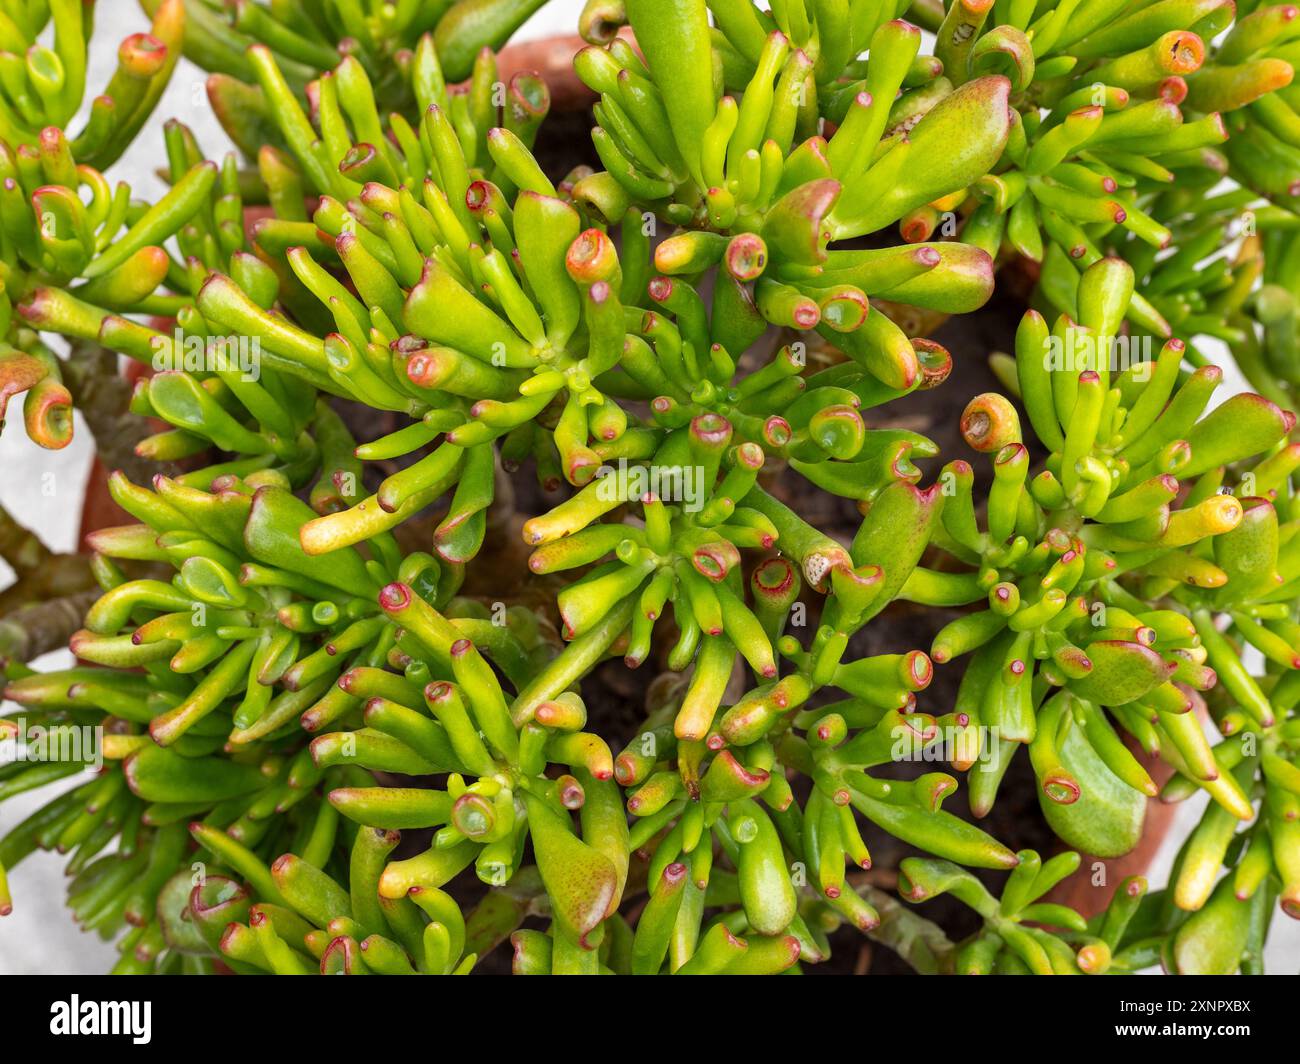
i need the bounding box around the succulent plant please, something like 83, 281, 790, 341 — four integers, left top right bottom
1, 0, 1299, 978
0, 1, 191, 449
159, 0, 550, 96
0, 0, 183, 166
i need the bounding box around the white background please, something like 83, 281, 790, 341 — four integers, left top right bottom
1, 0, 1296, 974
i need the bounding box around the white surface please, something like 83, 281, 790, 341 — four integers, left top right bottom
0, 0, 591, 979
3, 0, 1298, 975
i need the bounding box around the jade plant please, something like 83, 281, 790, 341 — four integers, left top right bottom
0, 0, 1298, 976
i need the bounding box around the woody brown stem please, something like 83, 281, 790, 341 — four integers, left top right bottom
60, 339, 180, 484
0, 553, 95, 615
0, 503, 52, 577
0, 587, 100, 665
851, 878, 956, 974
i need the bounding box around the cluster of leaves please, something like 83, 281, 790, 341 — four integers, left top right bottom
1, 0, 1299, 976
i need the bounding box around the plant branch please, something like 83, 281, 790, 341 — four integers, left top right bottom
852, 879, 956, 975
60, 340, 180, 484
0, 588, 100, 666
0, 503, 51, 577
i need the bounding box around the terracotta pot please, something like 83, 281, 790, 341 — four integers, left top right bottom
496, 32, 601, 112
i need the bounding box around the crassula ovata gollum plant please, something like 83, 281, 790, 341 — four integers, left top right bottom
0, 0, 1299, 976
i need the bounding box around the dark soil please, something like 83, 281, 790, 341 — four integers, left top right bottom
530, 106, 604, 182
337, 194, 1060, 972
479, 289, 1060, 974
772, 291, 1062, 973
